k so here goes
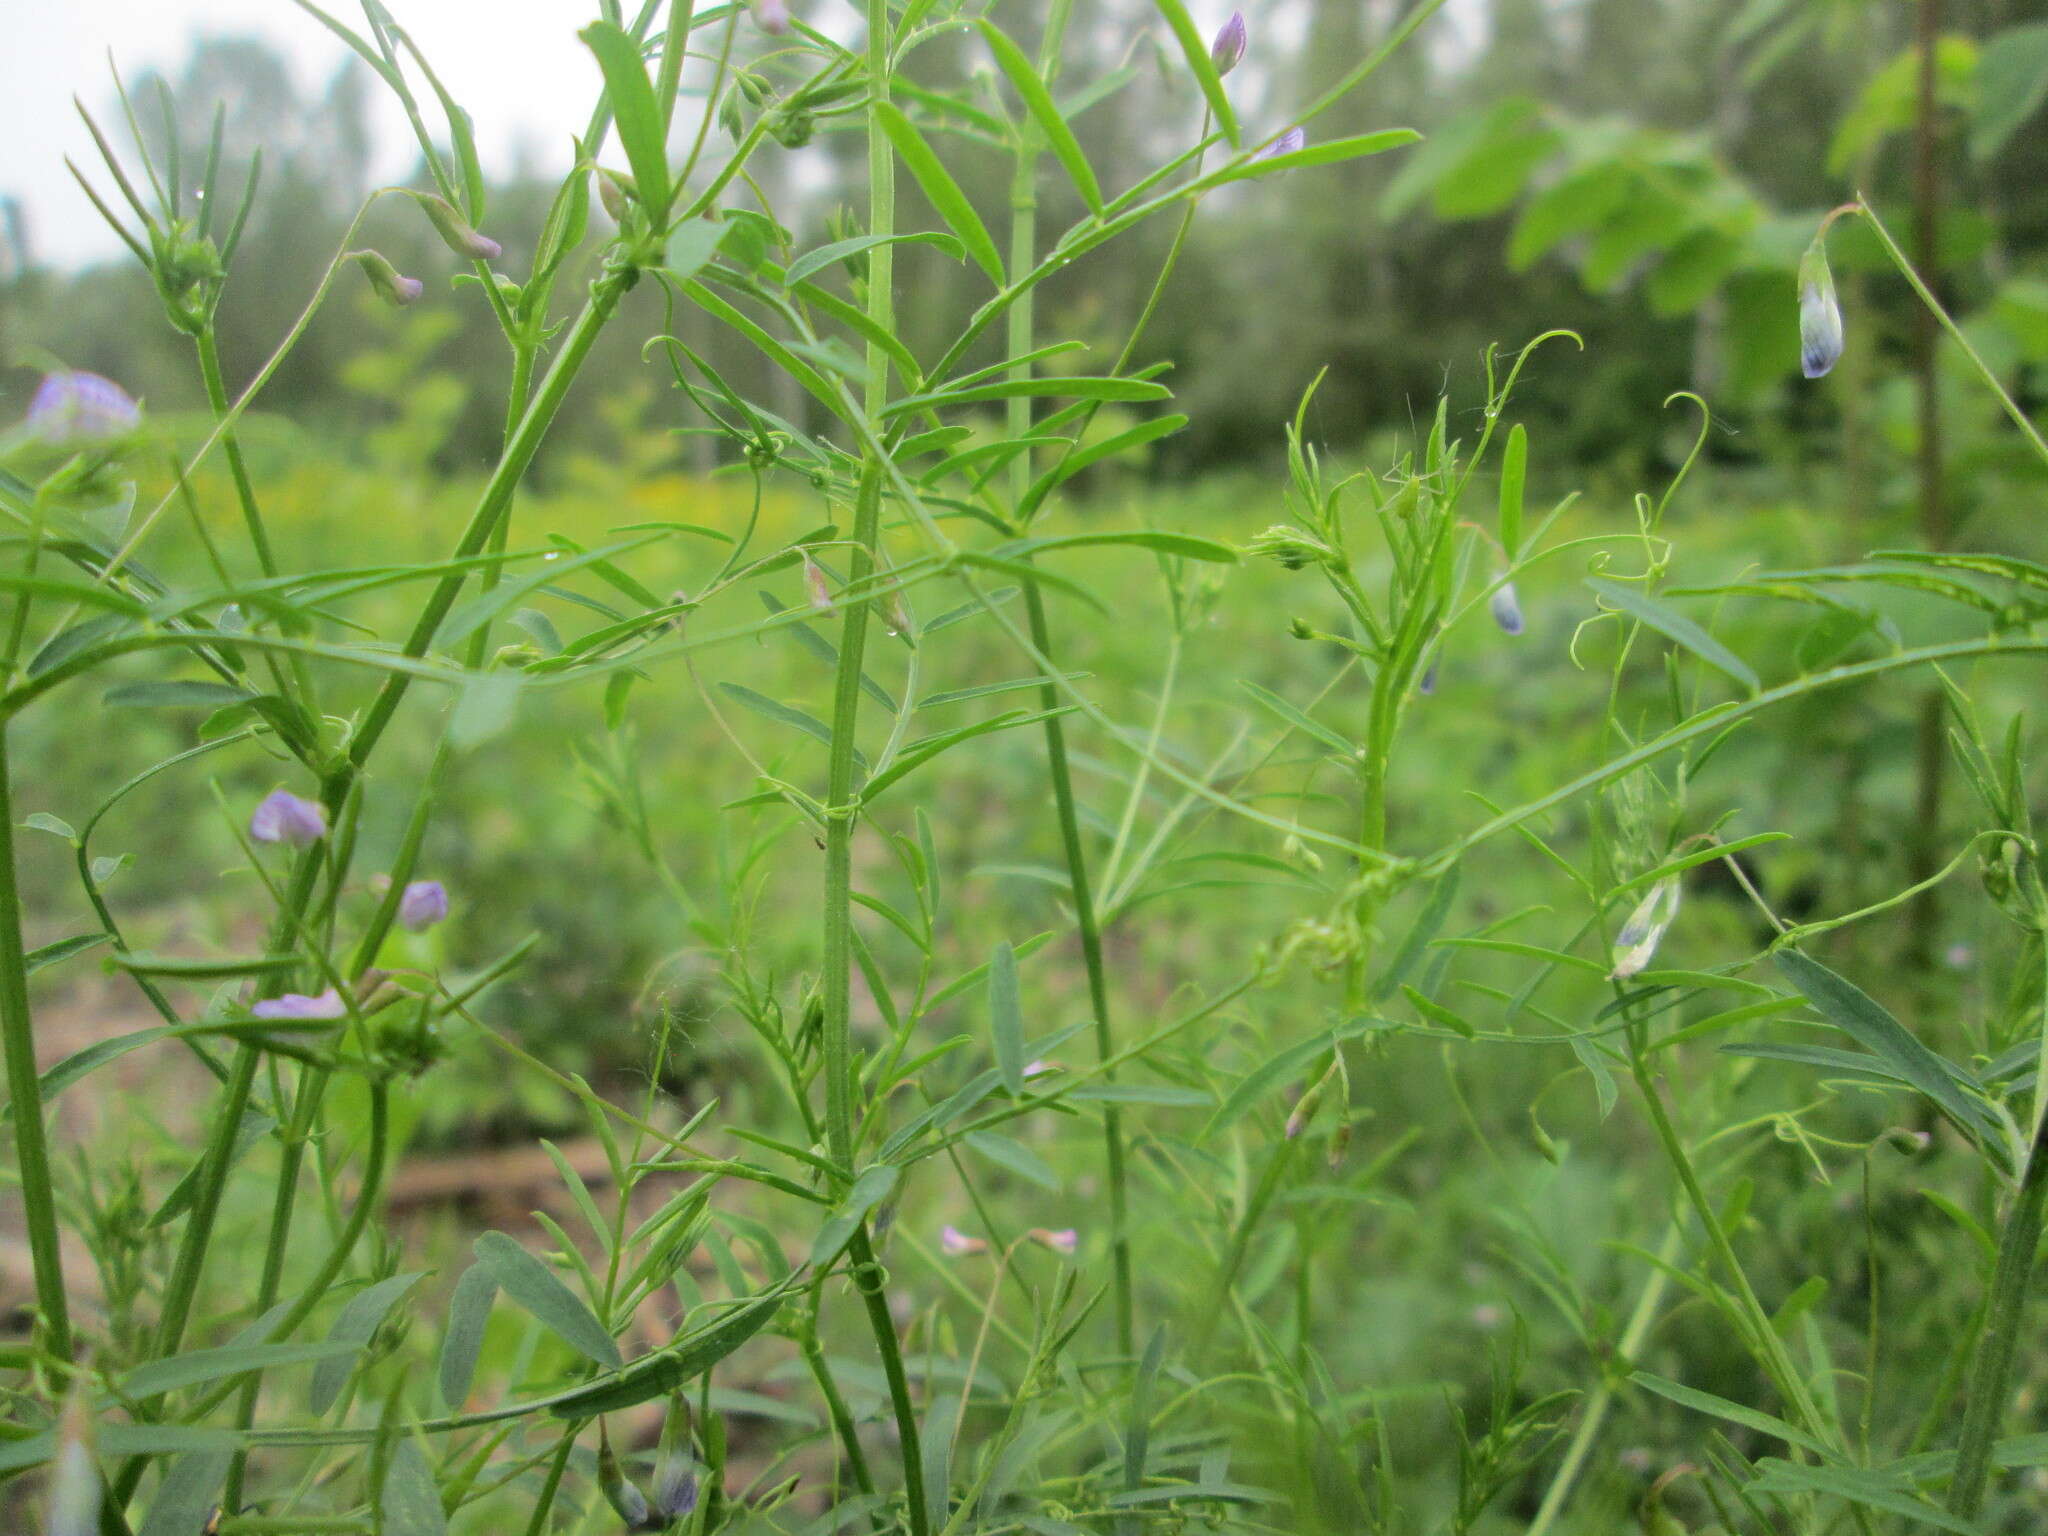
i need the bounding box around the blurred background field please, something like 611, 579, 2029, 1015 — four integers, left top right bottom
4, 0, 2048, 1529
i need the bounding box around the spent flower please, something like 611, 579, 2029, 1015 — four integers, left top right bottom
250, 789, 326, 846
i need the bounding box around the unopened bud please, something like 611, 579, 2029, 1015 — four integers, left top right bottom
1210, 11, 1247, 75
597, 1423, 652, 1530
1797, 235, 1843, 380
350, 249, 423, 307
1609, 877, 1681, 979
598, 171, 632, 225
1489, 580, 1524, 636
803, 555, 833, 614
407, 192, 502, 262
754, 0, 791, 34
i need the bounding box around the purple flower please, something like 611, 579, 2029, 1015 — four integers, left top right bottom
1797, 236, 1842, 380
1030, 1227, 1078, 1254
1255, 127, 1306, 162
653, 1458, 699, 1521
398, 879, 448, 933
755, 0, 791, 33
1489, 582, 1524, 636
1210, 11, 1247, 75
252, 988, 345, 1020
1418, 657, 1439, 696
27, 371, 140, 443
940, 1224, 987, 1256
351, 249, 424, 308
250, 789, 327, 846
411, 193, 502, 262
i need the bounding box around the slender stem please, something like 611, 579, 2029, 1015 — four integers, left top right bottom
1525, 1222, 1683, 1536
1948, 1114, 2048, 1516
0, 725, 70, 1360
1001, 0, 1131, 1361
809, 11, 928, 1531
350, 268, 633, 768
801, 1283, 877, 1498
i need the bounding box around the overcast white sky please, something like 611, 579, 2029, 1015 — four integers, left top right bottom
2, 1, 612, 268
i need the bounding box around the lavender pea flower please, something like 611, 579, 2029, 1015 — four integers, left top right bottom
27, 371, 141, 443
1256, 126, 1306, 162
399, 880, 449, 933
250, 789, 326, 846
1489, 581, 1524, 636
1797, 235, 1843, 379
1210, 11, 1247, 75
755, 0, 791, 33
653, 1458, 699, 1522
253, 988, 346, 1021
350, 249, 424, 308
803, 554, 833, 614
409, 192, 502, 262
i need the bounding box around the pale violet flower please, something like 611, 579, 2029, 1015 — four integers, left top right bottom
803, 555, 833, 614
1489, 581, 1524, 636
939, 1224, 987, 1257
1256, 127, 1306, 162
28, 371, 140, 443
1210, 11, 1246, 75
350, 249, 424, 308
399, 880, 448, 933
755, 0, 791, 33
252, 988, 346, 1021
1022, 1059, 1056, 1079
250, 789, 326, 846
1797, 236, 1842, 380
1030, 1227, 1078, 1255
1609, 878, 1681, 979
409, 193, 501, 262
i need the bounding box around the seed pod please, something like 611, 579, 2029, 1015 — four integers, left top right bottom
1797, 235, 1842, 380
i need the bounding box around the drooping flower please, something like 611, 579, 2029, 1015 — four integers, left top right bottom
44, 1379, 99, 1536
1489, 581, 1524, 636
803, 555, 833, 614
1255, 126, 1307, 162
1210, 11, 1247, 76
409, 192, 502, 262
1029, 1227, 1078, 1255
250, 789, 327, 846
27, 371, 141, 443
939, 1224, 987, 1257
398, 880, 449, 933
596, 1423, 651, 1529
652, 1457, 699, 1522
1609, 877, 1682, 979
252, 988, 346, 1021
1797, 235, 1842, 380
350, 249, 424, 308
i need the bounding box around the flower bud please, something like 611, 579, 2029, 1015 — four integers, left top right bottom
1210, 11, 1247, 75
350, 249, 424, 307
399, 879, 449, 933
939, 1224, 987, 1257
803, 555, 833, 614
1418, 657, 1439, 696
407, 192, 502, 262
251, 789, 327, 846
597, 1424, 652, 1530
1609, 877, 1681, 979
1797, 235, 1842, 380
598, 171, 633, 225
252, 988, 346, 1021
27, 371, 141, 443
44, 1378, 99, 1536
1489, 581, 1524, 636
755, 0, 791, 35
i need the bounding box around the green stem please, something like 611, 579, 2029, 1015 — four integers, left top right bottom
1947, 1114, 2048, 1516
1001, 0, 1131, 1362
350, 267, 633, 768
0, 724, 70, 1360
801, 1282, 877, 1498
